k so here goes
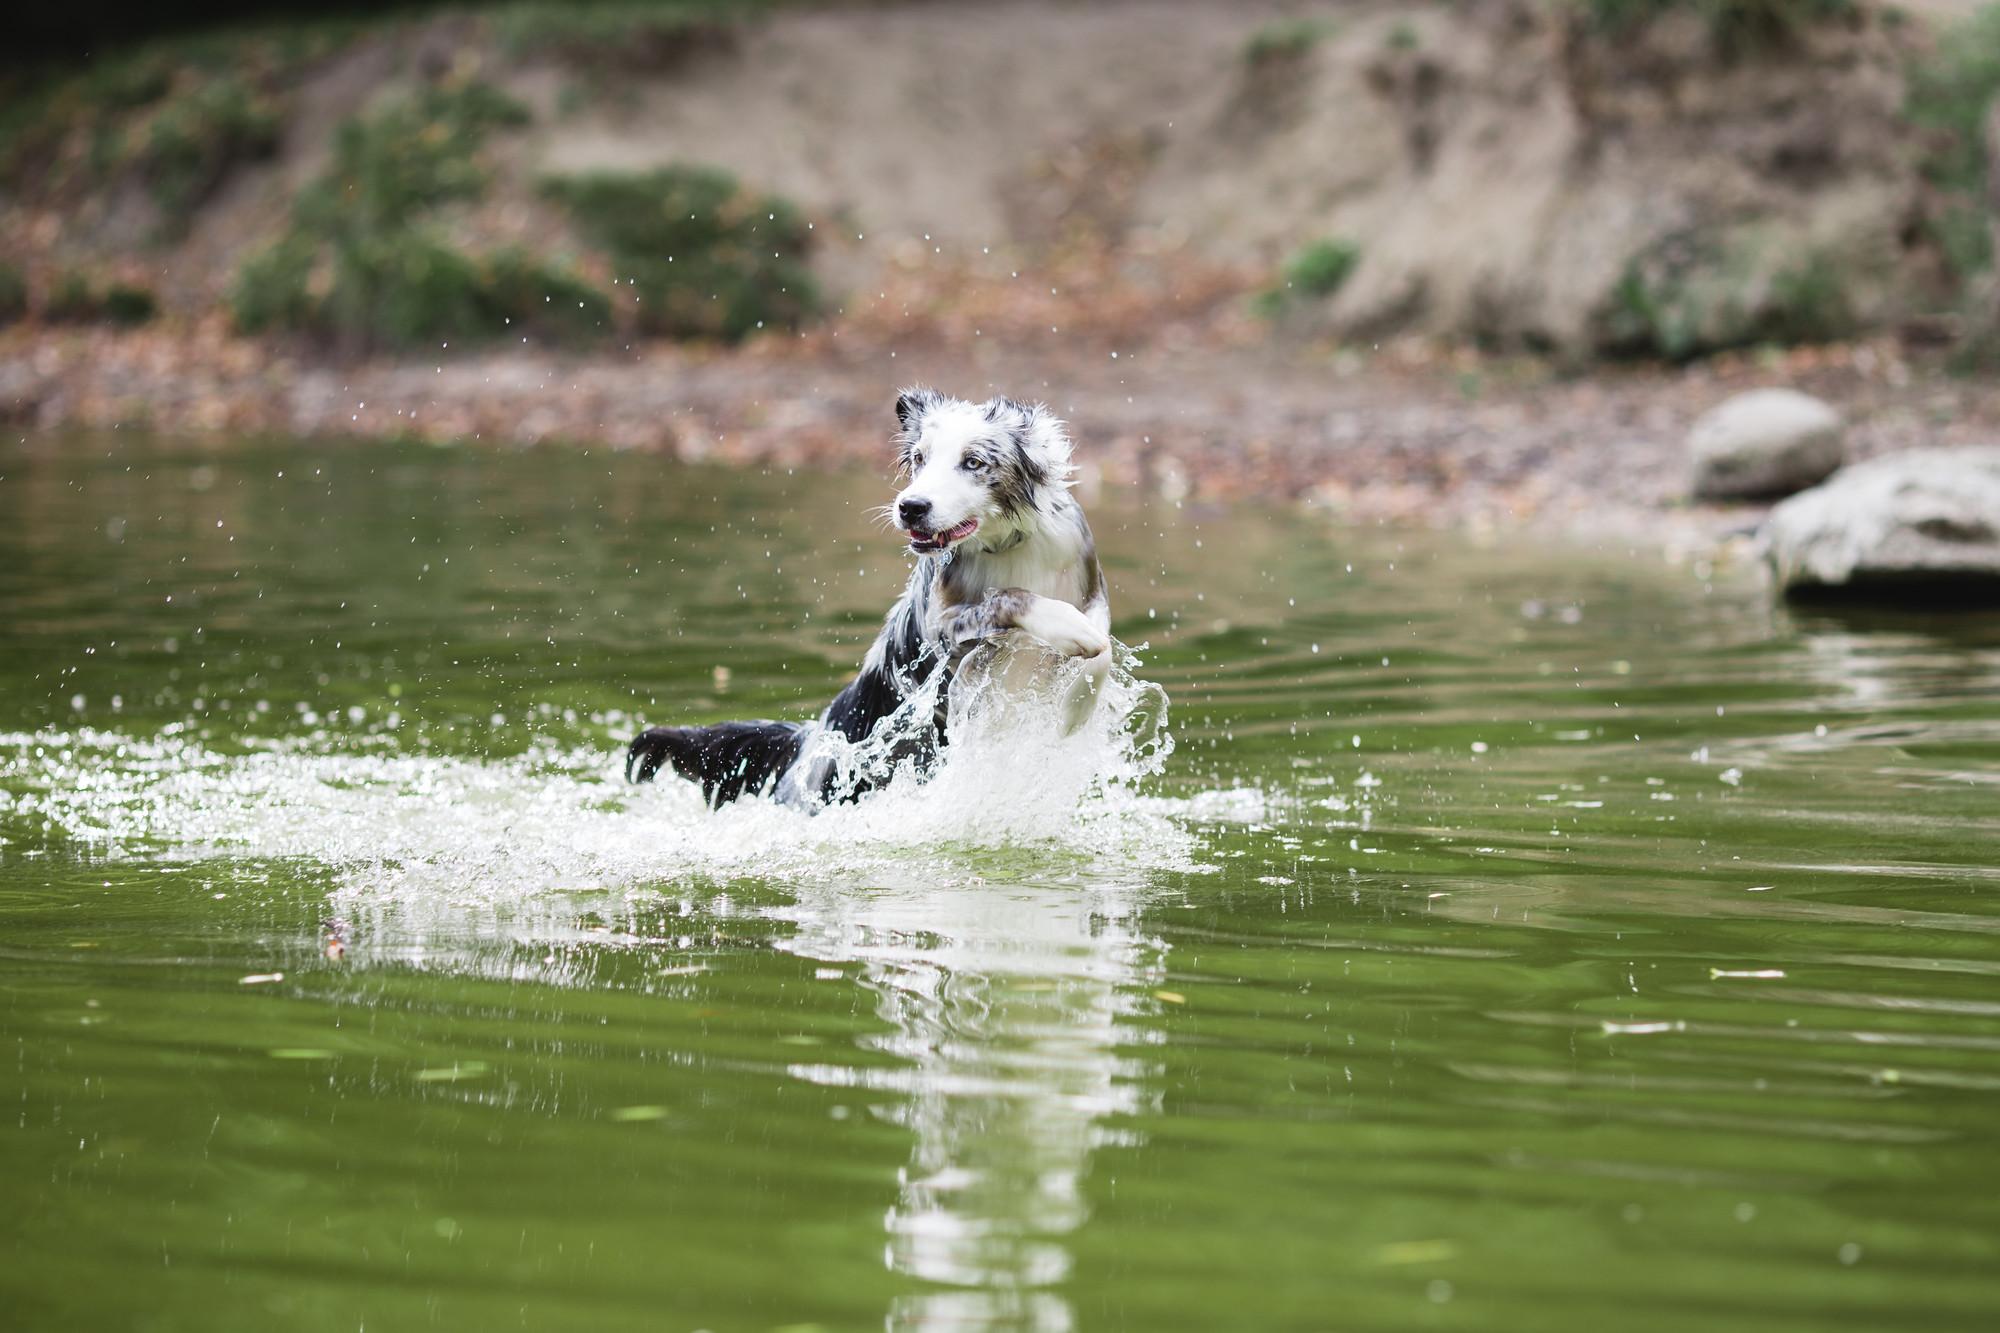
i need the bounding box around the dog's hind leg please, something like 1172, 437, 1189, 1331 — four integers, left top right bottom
627, 720, 808, 807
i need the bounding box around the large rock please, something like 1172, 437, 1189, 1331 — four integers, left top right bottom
1689, 389, 1845, 501
1765, 447, 2000, 600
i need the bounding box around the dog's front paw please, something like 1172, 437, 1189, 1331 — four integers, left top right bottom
1016, 598, 1110, 659
1058, 648, 1111, 737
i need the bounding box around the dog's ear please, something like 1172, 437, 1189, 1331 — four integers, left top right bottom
1016, 401, 1074, 487
894, 387, 941, 433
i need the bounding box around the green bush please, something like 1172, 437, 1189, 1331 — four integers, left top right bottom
1906, 6, 2000, 280
102, 284, 160, 325
233, 79, 608, 350
294, 80, 529, 237
1255, 238, 1360, 317
42, 272, 99, 323
1575, 0, 1853, 52
142, 76, 284, 228
481, 249, 614, 341
318, 231, 492, 346
231, 232, 320, 334
0, 27, 343, 233
237, 233, 608, 346
492, 1, 752, 65
1598, 226, 1854, 359
0, 265, 26, 324
40, 271, 159, 325
541, 165, 818, 340
339, 237, 607, 346
1244, 18, 1333, 63
1286, 239, 1360, 297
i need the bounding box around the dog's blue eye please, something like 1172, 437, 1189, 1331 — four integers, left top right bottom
964, 457, 986, 471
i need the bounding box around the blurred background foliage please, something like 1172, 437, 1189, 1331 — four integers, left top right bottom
1907, 4, 2000, 277
541, 167, 819, 341
1578, 0, 1858, 52
231, 77, 616, 351
4, 0, 777, 66
0, 27, 334, 234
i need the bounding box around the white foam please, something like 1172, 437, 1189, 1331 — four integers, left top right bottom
1, 648, 1206, 911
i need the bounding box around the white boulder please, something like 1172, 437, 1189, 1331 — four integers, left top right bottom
1765, 447, 2000, 598
1689, 388, 1846, 501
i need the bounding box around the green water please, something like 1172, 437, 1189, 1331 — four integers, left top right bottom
5, 436, 2000, 1332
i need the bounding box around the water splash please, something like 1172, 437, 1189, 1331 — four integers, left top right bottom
0, 643, 1198, 909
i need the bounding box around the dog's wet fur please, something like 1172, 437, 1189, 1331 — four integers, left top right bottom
627, 388, 1112, 807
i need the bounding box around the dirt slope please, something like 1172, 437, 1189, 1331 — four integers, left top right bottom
504, 0, 1935, 354
6, 0, 1944, 359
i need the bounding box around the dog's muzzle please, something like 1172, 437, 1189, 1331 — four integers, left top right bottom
907, 517, 980, 553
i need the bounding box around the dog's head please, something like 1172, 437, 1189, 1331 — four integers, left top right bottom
890, 388, 1073, 555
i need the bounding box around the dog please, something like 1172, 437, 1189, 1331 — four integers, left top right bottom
626, 388, 1113, 808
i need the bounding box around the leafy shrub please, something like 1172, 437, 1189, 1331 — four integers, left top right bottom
40, 271, 159, 325
541, 165, 818, 340
233, 79, 608, 350
1575, 0, 1853, 52
1286, 239, 1360, 297
1254, 238, 1360, 317
230, 232, 320, 334
319, 232, 492, 346
1244, 18, 1333, 64
235, 232, 608, 346
102, 284, 160, 325
42, 272, 100, 323
0, 28, 342, 233
1598, 227, 1854, 359
1906, 6, 2000, 280
142, 76, 284, 228
481, 249, 615, 340
0, 265, 26, 324
295, 81, 528, 236
324, 236, 609, 346
493, 1, 750, 66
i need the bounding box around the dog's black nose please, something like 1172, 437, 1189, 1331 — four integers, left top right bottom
897, 497, 932, 529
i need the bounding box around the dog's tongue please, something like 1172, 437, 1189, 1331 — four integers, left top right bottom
913, 518, 978, 550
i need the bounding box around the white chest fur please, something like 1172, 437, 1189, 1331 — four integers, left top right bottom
953, 542, 1087, 608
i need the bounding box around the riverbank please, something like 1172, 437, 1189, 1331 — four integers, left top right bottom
10, 307, 1996, 545
9, 0, 2000, 546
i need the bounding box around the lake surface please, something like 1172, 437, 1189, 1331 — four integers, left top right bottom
4, 435, 1999, 1332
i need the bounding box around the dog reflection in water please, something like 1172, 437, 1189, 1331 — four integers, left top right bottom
627, 388, 1114, 808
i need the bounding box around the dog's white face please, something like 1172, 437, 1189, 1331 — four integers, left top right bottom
892, 390, 1072, 554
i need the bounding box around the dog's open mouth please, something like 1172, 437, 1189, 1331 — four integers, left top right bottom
907, 517, 980, 553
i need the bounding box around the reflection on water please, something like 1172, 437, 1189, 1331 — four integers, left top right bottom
6, 437, 2000, 1331
779, 877, 1163, 1332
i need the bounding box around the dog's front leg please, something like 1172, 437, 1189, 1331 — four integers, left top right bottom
941, 588, 1110, 660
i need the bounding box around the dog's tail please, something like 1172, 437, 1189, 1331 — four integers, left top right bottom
627, 721, 809, 807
